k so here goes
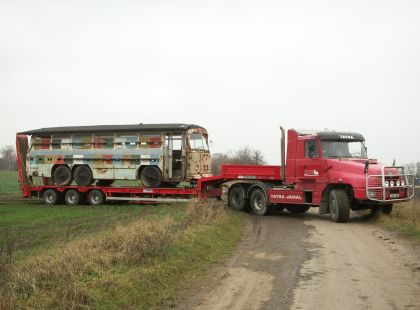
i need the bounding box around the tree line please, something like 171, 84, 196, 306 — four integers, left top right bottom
404, 162, 420, 182
0, 146, 17, 171
211, 146, 265, 175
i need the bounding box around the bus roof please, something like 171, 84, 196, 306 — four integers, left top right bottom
19, 123, 205, 135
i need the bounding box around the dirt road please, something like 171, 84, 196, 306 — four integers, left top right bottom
178, 210, 420, 310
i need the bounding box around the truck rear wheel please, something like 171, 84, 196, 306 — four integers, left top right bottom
88, 190, 105, 206
74, 165, 93, 186
64, 189, 82, 206
43, 189, 61, 205
286, 205, 310, 213
140, 166, 162, 188
228, 185, 247, 211
250, 188, 269, 215
329, 189, 350, 222
53, 165, 73, 186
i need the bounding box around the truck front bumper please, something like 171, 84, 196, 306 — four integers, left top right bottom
365, 166, 415, 203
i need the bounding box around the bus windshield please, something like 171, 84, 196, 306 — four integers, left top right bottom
189, 132, 209, 150
321, 141, 367, 159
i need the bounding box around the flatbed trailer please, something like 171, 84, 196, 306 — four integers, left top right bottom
17, 148, 282, 205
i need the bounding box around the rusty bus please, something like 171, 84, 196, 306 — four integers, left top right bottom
19, 123, 212, 188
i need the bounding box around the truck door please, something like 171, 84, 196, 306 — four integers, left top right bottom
296, 139, 326, 201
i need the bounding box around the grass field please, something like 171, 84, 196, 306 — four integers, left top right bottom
376, 199, 420, 241
0, 171, 246, 309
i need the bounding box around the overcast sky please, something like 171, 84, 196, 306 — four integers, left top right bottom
0, 0, 419, 165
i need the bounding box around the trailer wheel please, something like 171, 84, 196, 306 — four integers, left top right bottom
381, 204, 393, 215
140, 166, 162, 188
43, 189, 60, 205
74, 165, 93, 186
64, 189, 82, 206
286, 205, 310, 214
329, 189, 350, 222
228, 185, 247, 211
88, 190, 105, 206
250, 188, 268, 215
53, 165, 73, 186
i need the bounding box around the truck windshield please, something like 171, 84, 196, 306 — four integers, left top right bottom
321, 141, 367, 158
189, 132, 209, 151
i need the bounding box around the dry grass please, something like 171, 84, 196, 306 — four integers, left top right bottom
0, 200, 230, 309
377, 199, 420, 240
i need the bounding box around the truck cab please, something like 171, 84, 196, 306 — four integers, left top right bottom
285, 129, 413, 209
222, 128, 414, 222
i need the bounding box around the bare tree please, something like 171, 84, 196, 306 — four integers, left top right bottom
211, 146, 266, 175
0, 146, 17, 171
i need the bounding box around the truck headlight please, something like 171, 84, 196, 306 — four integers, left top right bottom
384, 181, 390, 187
368, 190, 376, 198
401, 180, 405, 186
396, 180, 401, 186
389, 180, 395, 187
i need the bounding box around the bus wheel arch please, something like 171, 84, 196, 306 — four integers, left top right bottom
73, 165, 94, 186
52, 164, 73, 186
139, 165, 162, 188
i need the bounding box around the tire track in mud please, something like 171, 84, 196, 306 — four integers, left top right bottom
177, 212, 313, 310
178, 210, 420, 310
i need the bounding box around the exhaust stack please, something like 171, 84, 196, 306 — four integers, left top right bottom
280, 126, 286, 183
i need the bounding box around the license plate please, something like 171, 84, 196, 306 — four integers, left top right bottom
390, 193, 400, 199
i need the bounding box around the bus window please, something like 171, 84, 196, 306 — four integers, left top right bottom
52, 135, 71, 150
115, 135, 137, 149
139, 134, 161, 148
189, 133, 209, 150
93, 135, 114, 149
73, 135, 92, 149
33, 136, 51, 150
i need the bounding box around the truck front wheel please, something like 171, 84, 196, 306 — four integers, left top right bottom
329, 189, 350, 222
381, 204, 393, 215
250, 188, 269, 215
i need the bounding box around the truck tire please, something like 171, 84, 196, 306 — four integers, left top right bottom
286, 205, 310, 213
140, 166, 162, 188
228, 185, 247, 211
250, 188, 269, 215
53, 165, 73, 186
370, 206, 379, 216
64, 189, 82, 206
329, 189, 350, 222
74, 166, 93, 186
88, 190, 105, 206
381, 204, 393, 215
43, 189, 60, 205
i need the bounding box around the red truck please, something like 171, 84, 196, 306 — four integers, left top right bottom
16, 127, 415, 222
